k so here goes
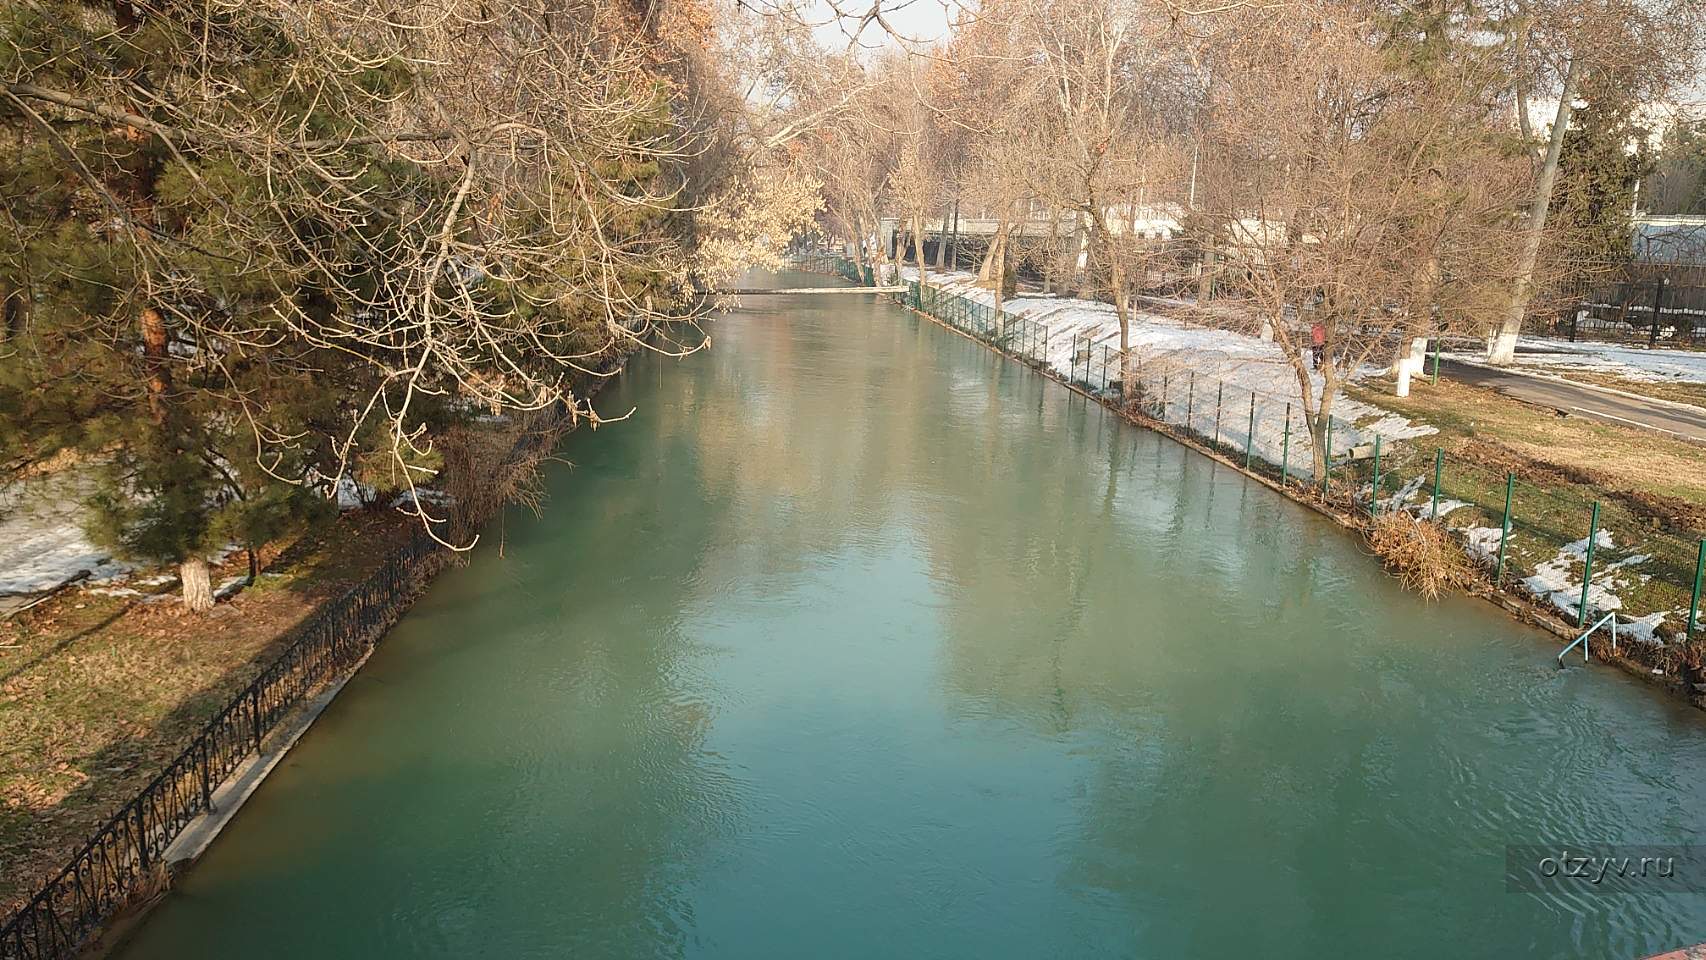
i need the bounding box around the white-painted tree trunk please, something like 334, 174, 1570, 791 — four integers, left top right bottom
1394, 337, 1431, 397
1488, 58, 1581, 365
180, 557, 213, 613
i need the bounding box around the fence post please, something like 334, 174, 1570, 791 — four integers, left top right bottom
1688, 538, 1705, 644
200, 738, 213, 812
1370, 435, 1383, 515
1244, 393, 1256, 470
1281, 403, 1292, 483
1430, 447, 1445, 520
1214, 381, 1224, 447
1186, 372, 1195, 427
135, 802, 151, 870
1650, 277, 1666, 347
1577, 501, 1601, 628
1162, 371, 1170, 417
1496, 472, 1515, 586
250, 686, 263, 751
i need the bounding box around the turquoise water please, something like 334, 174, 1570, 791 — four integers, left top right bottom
116, 272, 1706, 959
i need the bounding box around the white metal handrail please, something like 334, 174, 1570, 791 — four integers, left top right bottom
1558, 611, 1618, 666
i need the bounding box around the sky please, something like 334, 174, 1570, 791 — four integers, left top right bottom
805, 0, 956, 50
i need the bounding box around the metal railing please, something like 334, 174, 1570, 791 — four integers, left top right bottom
1533, 260, 1706, 349
1560, 612, 1619, 666
1, 529, 441, 960
860, 259, 1706, 667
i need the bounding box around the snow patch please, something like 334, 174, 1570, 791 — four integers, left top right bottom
1520, 530, 1624, 620
901, 268, 1437, 479
1617, 612, 1668, 647
390, 489, 453, 510
1462, 526, 1505, 561
0, 471, 134, 596
1443, 337, 1706, 387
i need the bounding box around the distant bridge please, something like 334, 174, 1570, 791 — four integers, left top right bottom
726, 286, 908, 295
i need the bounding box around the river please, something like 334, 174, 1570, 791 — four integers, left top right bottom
115, 270, 1706, 959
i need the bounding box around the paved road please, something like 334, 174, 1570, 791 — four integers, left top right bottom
1438, 359, 1706, 445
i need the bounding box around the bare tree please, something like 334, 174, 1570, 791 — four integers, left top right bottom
1200, 0, 1531, 477
1483, 0, 1706, 363
1, 0, 810, 607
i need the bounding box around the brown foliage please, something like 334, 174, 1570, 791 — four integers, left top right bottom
1368, 512, 1478, 601
437, 409, 574, 548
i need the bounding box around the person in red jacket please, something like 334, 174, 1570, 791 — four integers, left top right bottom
1310, 322, 1326, 370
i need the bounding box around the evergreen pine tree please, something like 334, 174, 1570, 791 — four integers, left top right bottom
0, 0, 437, 608
1554, 84, 1653, 263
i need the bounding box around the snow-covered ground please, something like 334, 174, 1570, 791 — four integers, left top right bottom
900, 267, 1435, 479
898, 267, 1691, 646
1443, 337, 1706, 388
0, 470, 133, 601
1, 466, 396, 613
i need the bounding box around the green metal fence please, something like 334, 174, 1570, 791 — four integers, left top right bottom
820, 257, 1706, 653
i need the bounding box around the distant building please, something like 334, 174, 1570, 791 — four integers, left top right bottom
1632, 215, 1706, 263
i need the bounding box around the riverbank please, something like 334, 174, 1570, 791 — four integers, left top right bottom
815, 257, 1706, 709
98, 269, 1706, 960
0, 383, 612, 928
0, 511, 419, 915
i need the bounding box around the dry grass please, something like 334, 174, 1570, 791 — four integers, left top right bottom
1368, 512, 1478, 600
1347, 376, 1706, 510
438, 408, 572, 548
0, 511, 417, 914
1350, 376, 1706, 636
1536, 369, 1706, 411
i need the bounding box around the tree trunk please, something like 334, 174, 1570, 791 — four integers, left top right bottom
1, 280, 22, 342
871, 212, 893, 284
1069, 209, 1091, 296
141, 306, 171, 425
1395, 337, 1426, 397
912, 213, 929, 290
1282, 321, 1330, 481
978, 219, 1010, 282
934, 204, 949, 269
994, 232, 1007, 339
1197, 238, 1217, 304
180, 557, 213, 613
847, 213, 868, 281
1308, 411, 1330, 481
1113, 258, 1131, 400
1488, 57, 1581, 365
1309, 361, 1344, 482
1042, 213, 1061, 295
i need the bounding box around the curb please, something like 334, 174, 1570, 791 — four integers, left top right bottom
79, 655, 377, 958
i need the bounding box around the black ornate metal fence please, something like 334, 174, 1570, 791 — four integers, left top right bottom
1532, 260, 1706, 348
1, 528, 441, 960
